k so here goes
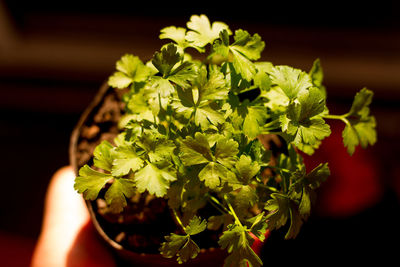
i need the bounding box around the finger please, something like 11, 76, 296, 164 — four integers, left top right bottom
31, 166, 115, 267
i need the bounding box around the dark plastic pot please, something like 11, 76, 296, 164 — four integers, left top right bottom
69, 82, 228, 266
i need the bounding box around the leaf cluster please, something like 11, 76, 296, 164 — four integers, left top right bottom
74, 14, 377, 266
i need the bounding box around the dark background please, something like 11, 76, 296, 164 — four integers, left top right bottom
0, 0, 399, 266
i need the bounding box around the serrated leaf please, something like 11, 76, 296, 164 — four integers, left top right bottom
198, 161, 228, 189
212, 29, 264, 81
342, 88, 377, 155
186, 14, 230, 49
215, 138, 239, 168
348, 87, 373, 116
108, 54, 151, 89
108, 72, 134, 89
160, 26, 188, 50
152, 43, 181, 76
285, 206, 303, 239
270, 65, 312, 100
264, 193, 290, 231
111, 145, 144, 177
160, 216, 206, 263
234, 185, 258, 211
247, 213, 268, 242
93, 140, 114, 172
219, 224, 262, 267
295, 87, 326, 121
185, 215, 207, 235
134, 162, 177, 197
253, 69, 271, 92
180, 133, 213, 166
235, 155, 260, 184
74, 165, 113, 200
194, 105, 225, 130
168, 61, 197, 89
289, 163, 329, 218
309, 58, 327, 98
280, 87, 331, 153
104, 178, 136, 213
231, 49, 257, 81
160, 233, 198, 264
242, 105, 268, 139
231, 29, 265, 61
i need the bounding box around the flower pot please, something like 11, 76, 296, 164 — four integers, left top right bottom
69, 82, 228, 266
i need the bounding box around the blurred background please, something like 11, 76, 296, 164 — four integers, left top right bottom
0, 0, 399, 266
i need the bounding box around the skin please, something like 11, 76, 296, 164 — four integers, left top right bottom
30, 166, 116, 267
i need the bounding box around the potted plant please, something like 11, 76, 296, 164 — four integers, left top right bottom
70, 14, 377, 267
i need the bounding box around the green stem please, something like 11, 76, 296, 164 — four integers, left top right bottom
323, 113, 351, 126
208, 194, 229, 214
172, 208, 186, 232
252, 182, 279, 192
224, 195, 243, 227
271, 166, 292, 173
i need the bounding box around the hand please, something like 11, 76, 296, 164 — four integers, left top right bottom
31, 166, 116, 267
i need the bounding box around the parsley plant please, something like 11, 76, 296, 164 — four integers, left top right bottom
74, 14, 377, 266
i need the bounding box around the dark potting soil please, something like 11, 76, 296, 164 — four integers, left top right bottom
74, 86, 221, 254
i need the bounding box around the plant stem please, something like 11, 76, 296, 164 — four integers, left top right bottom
323, 113, 351, 127
224, 195, 243, 227
207, 194, 229, 214
172, 208, 186, 232
253, 182, 279, 192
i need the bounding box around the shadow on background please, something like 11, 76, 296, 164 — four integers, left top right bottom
0, 0, 399, 265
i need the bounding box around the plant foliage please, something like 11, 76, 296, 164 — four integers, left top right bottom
74, 14, 377, 266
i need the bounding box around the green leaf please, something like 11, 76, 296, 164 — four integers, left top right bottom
243, 105, 268, 139
295, 87, 326, 121
111, 145, 144, 177
160, 233, 199, 264
198, 67, 228, 101
212, 29, 264, 81
160, 26, 189, 51
280, 87, 331, 154
348, 87, 374, 116
234, 185, 258, 211
198, 162, 226, 189
152, 43, 181, 76
270, 65, 312, 100
104, 178, 136, 213
185, 215, 207, 235
342, 88, 377, 155
160, 216, 206, 263
108, 54, 151, 88
247, 213, 268, 242
219, 224, 262, 267
231, 29, 265, 61
235, 155, 260, 184
214, 137, 239, 168
93, 140, 114, 172
289, 163, 330, 218
309, 58, 327, 98
253, 69, 271, 92
194, 105, 225, 130
168, 61, 197, 89
179, 133, 213, 166
185, 14, 230, 49
74, 165, 113, 200
264, 193, 290, 231
108, 72, 134, 89
134, 162, 177, 197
